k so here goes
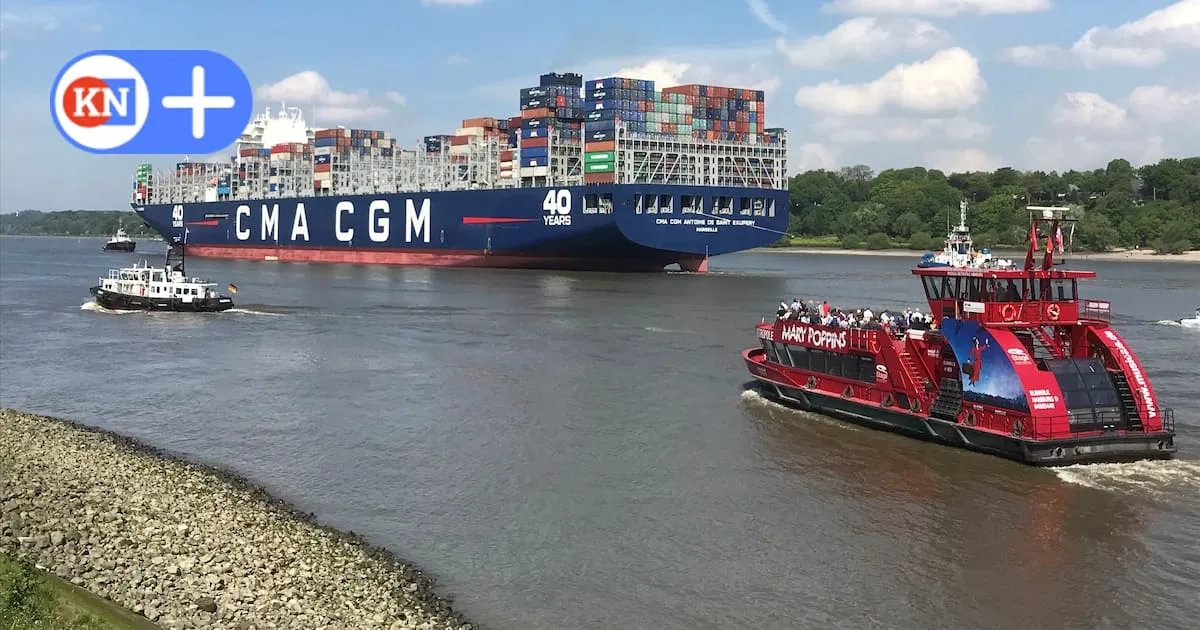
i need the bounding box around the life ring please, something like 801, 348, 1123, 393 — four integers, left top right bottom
1000, 303, 1017, 321
1045, 304, 1060, 321
806, 376, 816, 389
869, 334, 880, 354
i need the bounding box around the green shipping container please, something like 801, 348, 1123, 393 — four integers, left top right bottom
584, 151, 614, 163
585, 162, 614, 173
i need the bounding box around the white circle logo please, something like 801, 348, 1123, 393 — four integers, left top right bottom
52, 53, 149, 150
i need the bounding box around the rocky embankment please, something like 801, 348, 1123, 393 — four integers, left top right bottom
0, 408, 475, 630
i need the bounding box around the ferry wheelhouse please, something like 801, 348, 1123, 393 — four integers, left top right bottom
743, 206, 1177, 466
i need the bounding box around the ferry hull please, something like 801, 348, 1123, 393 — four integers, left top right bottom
135, 184, 787, 272
743, 348, 1176, 467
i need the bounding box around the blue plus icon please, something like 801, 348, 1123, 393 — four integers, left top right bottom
50, 50, 252, 154
161, 65, 236, 139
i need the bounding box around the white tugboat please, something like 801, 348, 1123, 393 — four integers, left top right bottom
102, 225, 137, 252
918, 200, 1014, 269
89, 237, 235, 312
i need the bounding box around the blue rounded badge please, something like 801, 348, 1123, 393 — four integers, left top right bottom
51, 49, 253, 154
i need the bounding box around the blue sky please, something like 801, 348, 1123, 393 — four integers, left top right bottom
0, 0, 1197, 211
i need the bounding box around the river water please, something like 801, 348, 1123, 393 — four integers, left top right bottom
2, 235, 1197, 630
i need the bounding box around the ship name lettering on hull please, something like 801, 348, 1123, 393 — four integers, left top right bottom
233, 199, 430, 244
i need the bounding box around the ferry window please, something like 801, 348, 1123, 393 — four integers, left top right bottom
762, 340, 779, 364
826, 354, 845, 378
786, 344, 807, 369
997, 279, 1020, 302
922, 277, 942, 300
966, 278, 985, 301
659, 195, 674, 214
940, 277, 955, 300
635, 194, 643, 214
1023, 279, 1041, 301
857, 356, 875, 383
768, 199, 776, 218
1050, 279, 1076, 301
598, 193, 613, 214
739, 197, 752, 216
809, 349, 826, 373
714, 196, 734, 215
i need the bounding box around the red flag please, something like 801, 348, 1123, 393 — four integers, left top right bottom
1055, 225, 1064, 253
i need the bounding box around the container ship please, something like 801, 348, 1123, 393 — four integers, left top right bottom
131, 72, 789, 272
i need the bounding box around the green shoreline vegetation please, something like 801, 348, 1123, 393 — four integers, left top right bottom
1, 552, 161, 630
2, 157, 1197, 254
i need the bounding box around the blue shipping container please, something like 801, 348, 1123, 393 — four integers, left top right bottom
217, 187, 230, 195
314, 137, 337, 147
521, 147, 548, 159
521, 127, 547, 139
586, 119, 617, 132
586, 129, 615, 142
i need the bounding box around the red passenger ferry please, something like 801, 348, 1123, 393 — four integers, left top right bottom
742, 207, 1178, 466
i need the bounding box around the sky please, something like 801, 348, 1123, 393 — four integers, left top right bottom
0, 0, 1197, 211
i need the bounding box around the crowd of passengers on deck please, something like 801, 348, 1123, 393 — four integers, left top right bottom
775, 299, 937, 333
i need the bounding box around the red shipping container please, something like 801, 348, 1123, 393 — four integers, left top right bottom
500, 150, 514, 161
584, 173, 616, 185
522, 107, 552, 119
556, 95, 566, 107
449, 135, 471, 146
314, 163, 331, 173
508, 116, 523, 128
239, 148, 258, 157
463, 117, 498, 128
523, 137, 549, 148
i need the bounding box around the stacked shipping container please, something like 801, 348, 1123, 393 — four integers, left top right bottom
309, 128, 396, 192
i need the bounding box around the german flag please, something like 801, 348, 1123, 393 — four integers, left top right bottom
228, 283, 238, 294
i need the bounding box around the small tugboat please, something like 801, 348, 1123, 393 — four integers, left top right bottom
102, 226, 137, 252
89, 237, 235, 312
743, 206, 1177, 466
918, 200, 1014, 269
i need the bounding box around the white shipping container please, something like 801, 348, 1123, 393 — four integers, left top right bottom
314, 171, 331, 180
449, 144, 469, 155
455, 127, 486, 137
520, 166, 549, 177
500, 160, 513, 169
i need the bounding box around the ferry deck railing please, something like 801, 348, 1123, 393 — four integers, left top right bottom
979, 407, 1176, 440
1078, 299, 1112, 322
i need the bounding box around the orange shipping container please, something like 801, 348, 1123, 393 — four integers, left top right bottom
584, 140, 616, 152
314, 163, 331, 173
449, 135, 471, 146
462, 117, 498, 128
522, 107, 552, 119
523, 137, 549, 148
584, 173, 616, 185
500, 150, 514, 161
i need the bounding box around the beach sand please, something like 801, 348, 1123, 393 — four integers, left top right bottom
753, 247, 1200, 264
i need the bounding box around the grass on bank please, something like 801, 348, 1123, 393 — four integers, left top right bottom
0, 552, 161, 630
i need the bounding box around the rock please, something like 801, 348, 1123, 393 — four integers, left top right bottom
195, 596, 218, 613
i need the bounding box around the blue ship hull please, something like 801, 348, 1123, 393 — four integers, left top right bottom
135, 184, 788, 272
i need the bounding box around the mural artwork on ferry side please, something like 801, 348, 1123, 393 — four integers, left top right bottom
939, 318, 1030, 412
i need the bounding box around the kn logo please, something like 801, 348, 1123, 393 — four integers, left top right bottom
52, 50, 253, 154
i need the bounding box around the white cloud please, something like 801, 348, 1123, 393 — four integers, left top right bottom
384, 91, 407, 106
927, 148, 1004, 172
1004, 0, 1200, 68
776, 17, 949, 67
793, 47, 984, 116
255, 71, 391, 123
447, 54, 469, 66
1026, 85, 1199, 170
821, 0, 1050, 16
747, 0, 787, 33
793, 143, 842, 171
611, 58, 781, 94
814, 114, 989, 144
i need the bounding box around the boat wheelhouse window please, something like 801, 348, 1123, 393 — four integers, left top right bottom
762, 339, 780, 364
1050, 278, 1076, 301
962, 277, 985, 301
634, 194, 644, 214
994, 279, 1020, 302
785, 344, 806, 369
1022, 278, 1041, 301
681, 195, 701, 214
713, 196, 734, 216
857, 356, 875, 382
922, 277, 942, 300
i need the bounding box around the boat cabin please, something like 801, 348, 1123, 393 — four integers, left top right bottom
97, 262, 222, 302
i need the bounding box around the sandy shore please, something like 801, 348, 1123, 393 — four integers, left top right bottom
0, 409, 474, 630
752, 246, 1200, 264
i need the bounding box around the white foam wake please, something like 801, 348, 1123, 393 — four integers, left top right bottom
224, 308, 284, 317
738, 388, 862, 431
1053, 459, 1200, 498
79, 300, 139, 314
1156, 317, 1200, 329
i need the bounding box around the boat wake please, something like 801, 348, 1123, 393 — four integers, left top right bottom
79, 300, 139, 315
1155, 318, 1200, 329
223, 307, 285, 317
739, 388, 862, 432
1053, 459, 1200, 498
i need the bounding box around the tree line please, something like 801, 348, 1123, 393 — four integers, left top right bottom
782, 157, 1200, 254
3, 156, 1197, 254
0, 210, 154, 237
